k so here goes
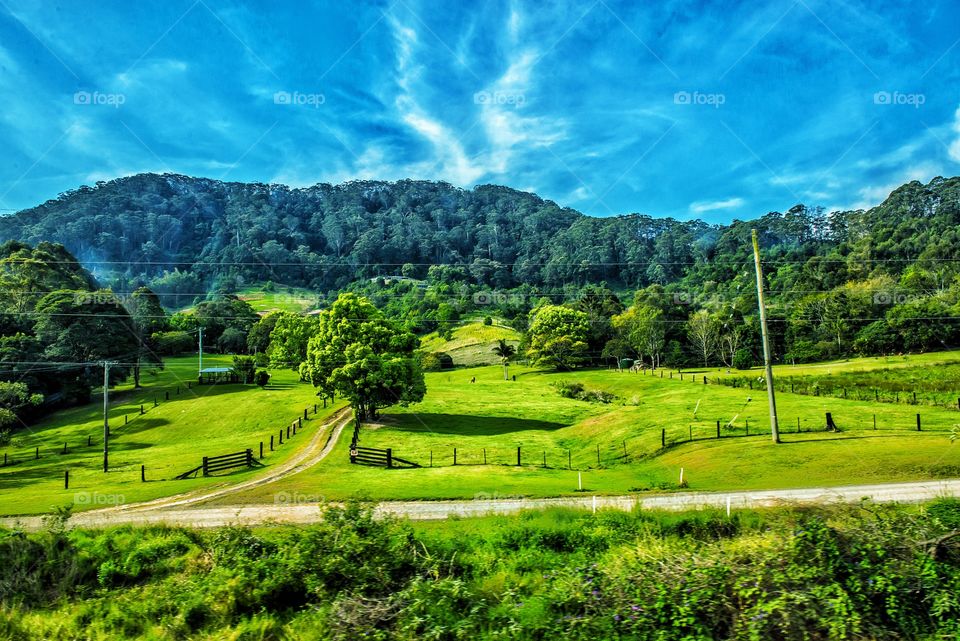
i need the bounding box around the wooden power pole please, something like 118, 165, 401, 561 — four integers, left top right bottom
752, 230, 780, 444
102, 361, 117, 471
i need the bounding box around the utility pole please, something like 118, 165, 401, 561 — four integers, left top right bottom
102, 361, 117, 471
752, 229, 780, 444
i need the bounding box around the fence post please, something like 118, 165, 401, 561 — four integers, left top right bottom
543, 451, 546, 467
749, 380, 752, 390
202, 456, 209, 476
745, 419, 749, 435
876, 389, 879, 401
596, 444, 601, 466
568, 449, 571, 469
246, 449, 253, 466
430, 450, 433, 467
140, 404, 144, 415
314, 404, 317, 414
913, 392, 917, 405
298, 417, 302, 431
177, 386, 180, 395
124, 415, 128, 425
270, 435, 274, 451
62, 442, 67, 454
154, 396, 157, 407
304, 409, 308, 420
916, 414, 921, 431
703, 376, 707, 385
482, 448, 486, 464
279, 429, 283, 445
165, 391, 169, 401
661, 429, 666, 448
141, 465, 145, 482
64, 470, 69, 489
87, 435, 91, 446
689, 425, 692, 441
716, 420, 720, 439
35, 447, 39, 460
517, 446, 521, 466
873, 414, 876, 430
453, 447, 457, 465
386, 448, 393, 469
260, 441, 264, 459
286, 424, 291, 439
622, 441, 627, 458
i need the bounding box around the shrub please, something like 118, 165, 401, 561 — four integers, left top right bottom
254, 370, 270, 387
151, 330, 194, 355
483, 316, 493, 326
420, 352, 453, 371
732, 348, 753, 370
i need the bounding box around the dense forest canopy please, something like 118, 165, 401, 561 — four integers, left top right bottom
1, 173, 957, 303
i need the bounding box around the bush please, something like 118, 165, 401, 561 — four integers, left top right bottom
218, 327, 248, 354
231, 355, 256, 384
420, 352, 453, 372
483, 316, 493, 326
552, 380, 617, 403
151, 331, 194, 356
732, 348, 753, 370
254, 370, 270, 387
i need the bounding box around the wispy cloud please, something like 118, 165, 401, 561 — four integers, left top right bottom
689, 197, 744, 214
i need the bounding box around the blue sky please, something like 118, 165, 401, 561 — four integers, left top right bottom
1, 0, 959, 222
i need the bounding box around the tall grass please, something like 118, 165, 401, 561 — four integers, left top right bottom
2, 500, 960, 639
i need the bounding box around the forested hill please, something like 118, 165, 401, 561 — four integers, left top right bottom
1, 173, 959, 296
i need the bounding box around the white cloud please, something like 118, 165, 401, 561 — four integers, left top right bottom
949, 105, 960, 163
689, 197, 744, 214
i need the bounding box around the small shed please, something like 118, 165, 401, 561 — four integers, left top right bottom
198, 367, 237, 385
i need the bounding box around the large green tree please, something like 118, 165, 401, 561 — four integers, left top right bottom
302, 293, 425, 421
33, 290, 140, 399
267, 312, 318, 370
126, 287, 168, 387
526, 305, 591, 370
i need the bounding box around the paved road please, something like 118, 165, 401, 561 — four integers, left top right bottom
2, 479, 957, 530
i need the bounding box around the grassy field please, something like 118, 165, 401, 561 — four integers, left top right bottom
0, 355, 343, 516
235, 284, 320, 314
217, 362, 960, 505
419, 321, 521, 366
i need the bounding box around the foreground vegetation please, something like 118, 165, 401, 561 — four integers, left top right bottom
2, 501, 960, 640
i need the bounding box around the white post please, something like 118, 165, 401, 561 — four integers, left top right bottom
578, 471, 582, 491
726, 496, 731, 518
679, 467, 684, 485
198, 326, 203, 374
592, 495, 596, 514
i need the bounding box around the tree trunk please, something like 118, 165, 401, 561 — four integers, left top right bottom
133, 359, 141, 388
